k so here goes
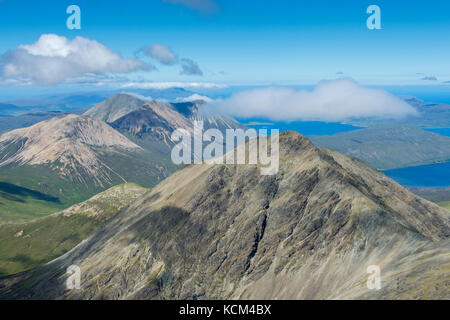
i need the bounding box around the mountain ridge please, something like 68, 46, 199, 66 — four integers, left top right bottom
1, 131, 448, 299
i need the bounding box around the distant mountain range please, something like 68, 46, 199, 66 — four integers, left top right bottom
0, 87, 196, 117
311, 125, 450, 170
0, 92, 448, 217
1, 132, 448, 299
0, 103, 26, 117
85, 93, 248, 154
0, 110, 87, 135
0, 93, 246, 220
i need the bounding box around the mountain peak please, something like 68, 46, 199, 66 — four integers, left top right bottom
84, 93, 146, 123
0, 114, 142, 183
111, 101, 194, 146
278, 130, 314, 151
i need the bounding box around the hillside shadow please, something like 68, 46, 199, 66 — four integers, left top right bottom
8, 254, 37, 266
0, 181, 60, 203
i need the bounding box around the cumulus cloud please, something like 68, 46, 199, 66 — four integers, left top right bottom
180, 58, 203, 76
139, 44, 178, 65
204, 79, 419, 122
138, 44, 203, 75
163, 0, 218, 13
121, 81, 226, 90
0, 34, 151, 85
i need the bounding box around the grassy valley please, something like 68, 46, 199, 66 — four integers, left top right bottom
438, 201, 450, 210
0, 183, 147, 276
0, 181, 65, 222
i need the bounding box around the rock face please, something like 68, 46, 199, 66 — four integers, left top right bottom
111, 101, 194, 149
84, 94, 248, 155
171, 100, 248, 132
1, 132, 448, 300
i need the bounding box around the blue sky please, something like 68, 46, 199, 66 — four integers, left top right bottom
0, 0, 450, 92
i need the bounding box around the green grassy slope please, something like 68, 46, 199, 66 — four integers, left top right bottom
0, 183, 147, 276
438, 201, 450, 210
0, 181, 66, 222
0, 148, 175, 222
0, 165, 98, 209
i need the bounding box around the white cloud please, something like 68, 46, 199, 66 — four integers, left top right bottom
205, 79, 419, 122
174, 93, 213, 103
138, 43, 203, 75
121, 81, 226, 90
141, 44, 178, 65
0, 34, 151, 85
180, 58, 203, 76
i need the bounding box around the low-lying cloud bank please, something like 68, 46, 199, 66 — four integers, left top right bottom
205, 79, 419, 122
174, 94, 213, 103
121, 81, 226, 90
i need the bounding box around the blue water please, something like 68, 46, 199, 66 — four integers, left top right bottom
241, 119, 363, 136
383, 162, 450, 187
241, 118, 450, 188
423, 128, 450, 137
